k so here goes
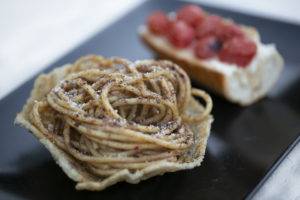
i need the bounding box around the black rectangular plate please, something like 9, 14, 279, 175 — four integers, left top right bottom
1, 1, 300, 199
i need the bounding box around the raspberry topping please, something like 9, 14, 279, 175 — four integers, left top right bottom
195, 15, 222, 39
146, 4, 257, 67
167, 21, 195, 48
177, 4, 205, 28
218, 37, 257, 67
194, 36, 221, 59
147, 11, 170, 35
217, 23, 245, 41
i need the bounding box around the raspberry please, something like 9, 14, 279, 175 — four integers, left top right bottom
167, 21, 195, 48
217, 23, 244, 41
147, 11, 170, 35
195, 15, 222, 39
194, 36, 221, 59
218, 37, 257, 67
177, 4, 205, 28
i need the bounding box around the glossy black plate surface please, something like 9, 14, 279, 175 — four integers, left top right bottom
1, 1, 300, 199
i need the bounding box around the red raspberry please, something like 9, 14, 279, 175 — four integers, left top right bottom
218, 37, 257, 67
147, 11, 170, 35
217, 23, 244, 41
194, 36, 221, 59
195, 15, 222, 39
177, 4, 206, 28
167, 20, 195, 48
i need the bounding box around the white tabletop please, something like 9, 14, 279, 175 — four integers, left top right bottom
0, 0, 299, 199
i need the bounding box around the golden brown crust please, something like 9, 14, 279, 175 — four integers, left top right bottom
15, 56, 213, 191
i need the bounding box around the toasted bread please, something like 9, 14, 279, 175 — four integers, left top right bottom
139, 25, 284, 106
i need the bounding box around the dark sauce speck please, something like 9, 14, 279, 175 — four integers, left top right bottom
210, 40, 222, 52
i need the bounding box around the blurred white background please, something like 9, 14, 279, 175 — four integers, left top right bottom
0, 0, 142, 99
0, 0, 299, 199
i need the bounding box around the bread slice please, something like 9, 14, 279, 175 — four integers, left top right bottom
15, 56, 213, 191
139, 26, 284, 106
